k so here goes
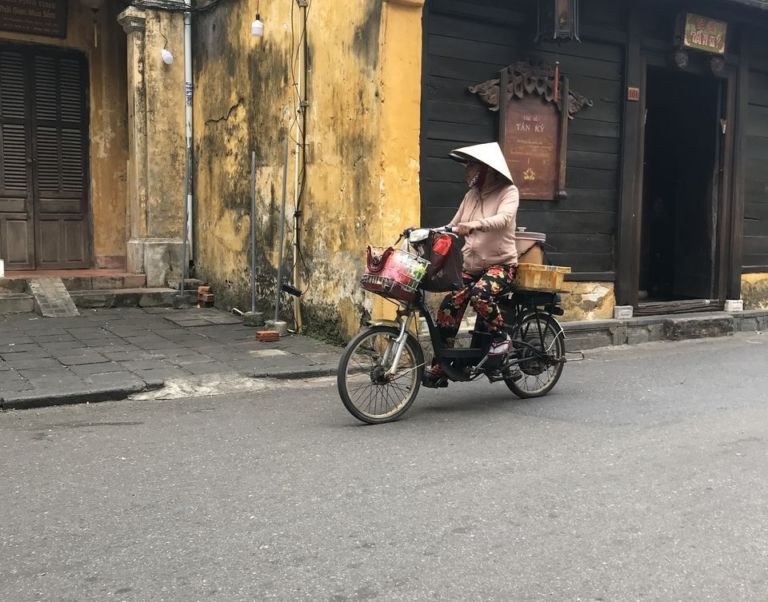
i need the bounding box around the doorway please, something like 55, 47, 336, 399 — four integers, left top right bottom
639, 67, 723, 303
0, 43, 90, 270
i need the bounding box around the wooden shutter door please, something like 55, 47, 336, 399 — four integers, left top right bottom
0, 47, 34, 269
33, 50, 90, 269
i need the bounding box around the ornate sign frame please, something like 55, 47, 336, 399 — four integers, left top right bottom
469, 62, 592, 201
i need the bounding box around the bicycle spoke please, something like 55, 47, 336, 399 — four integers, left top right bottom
339, 326, 423, 423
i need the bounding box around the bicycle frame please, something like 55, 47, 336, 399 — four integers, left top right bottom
382, 287, 565, 383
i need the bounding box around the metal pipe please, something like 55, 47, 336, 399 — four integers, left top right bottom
275, 137, 290, 324
184, 0, 194, 259
292, 0, 308, 332
250, 150, 257, 314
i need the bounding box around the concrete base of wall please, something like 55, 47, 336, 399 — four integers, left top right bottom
431, 310, 768, 356
69, 288, 177, 309
127, 238, 185, 287
562, 310, 767, 351
0, 293, 34, 314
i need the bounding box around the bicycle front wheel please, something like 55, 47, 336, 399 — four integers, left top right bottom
337, 326, 424, 424
506, 313, 565, 398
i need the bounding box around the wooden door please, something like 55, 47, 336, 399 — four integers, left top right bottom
0, 43, 89, 270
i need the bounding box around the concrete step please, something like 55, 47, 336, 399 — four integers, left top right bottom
69, 288, 177, 309
1, 272, 147, 292
0, 292, 34, 314
60, 274, 147, 291
0, 279, 27, 294
29, 278, 80, 317
663, 311, 735, 341
167, 277, 205, 292
562, 311, 740, 350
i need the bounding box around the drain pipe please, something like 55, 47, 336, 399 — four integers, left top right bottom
182, 0, 194, 286
292, 0, 308, 333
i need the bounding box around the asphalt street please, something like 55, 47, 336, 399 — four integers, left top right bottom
1, 332, 767, 602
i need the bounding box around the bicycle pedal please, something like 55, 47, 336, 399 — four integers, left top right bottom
422, 375, 448, 389
486, 371, 506, 383
486, 369, 522, 383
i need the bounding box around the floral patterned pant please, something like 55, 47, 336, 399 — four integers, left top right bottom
436, 264, 517, 347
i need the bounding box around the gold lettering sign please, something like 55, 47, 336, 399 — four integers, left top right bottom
503, 96, 560, 200
683, 13, 727, 55
469, 62, 593, 201
0, 0, 68, 38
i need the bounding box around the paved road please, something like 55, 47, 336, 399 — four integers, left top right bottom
1, 333, 767, 601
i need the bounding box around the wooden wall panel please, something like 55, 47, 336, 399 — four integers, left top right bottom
744, 67, 768, 269
421, 0, 625, 277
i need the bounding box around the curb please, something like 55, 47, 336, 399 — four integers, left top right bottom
0, 381, 164, 411
250, 364, 338, 380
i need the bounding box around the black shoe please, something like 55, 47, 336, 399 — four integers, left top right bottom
486, 367, 522, 383
422, 366, 449, 388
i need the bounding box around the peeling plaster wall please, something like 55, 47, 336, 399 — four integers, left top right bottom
560, 282, 616, 322
194, 0, 420, 340
0, 3, 128, 269
742, 273, 768, 309
144, 11, 186, 240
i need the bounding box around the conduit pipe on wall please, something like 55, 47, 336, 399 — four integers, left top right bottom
290, 0, 308, 332
181, 0, 194, 292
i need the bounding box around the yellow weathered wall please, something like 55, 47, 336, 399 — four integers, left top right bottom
742, 273, 768, 309
560, 281, 615, 321
0, 2, 128, 269
143, 11, 186, 240
194, 0, 422, 340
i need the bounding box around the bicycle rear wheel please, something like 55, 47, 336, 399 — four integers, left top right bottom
505, 313, 565, 398
337, 325, 424, 424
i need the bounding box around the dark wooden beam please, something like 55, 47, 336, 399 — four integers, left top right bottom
615, 6, 643, 306
728, 29, 750, 299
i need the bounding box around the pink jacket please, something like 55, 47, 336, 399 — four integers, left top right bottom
449, 182, 520, 275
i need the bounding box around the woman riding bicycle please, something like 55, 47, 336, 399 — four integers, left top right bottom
424, 142, 520, 388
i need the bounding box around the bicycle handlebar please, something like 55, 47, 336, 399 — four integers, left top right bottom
402, 225, 456, 238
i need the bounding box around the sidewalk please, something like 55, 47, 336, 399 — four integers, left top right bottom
1, 306, 766, 410
0, 307, 340, 410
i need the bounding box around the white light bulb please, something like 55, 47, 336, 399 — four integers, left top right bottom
251, 16, 264, 38
161, 48, 174, 65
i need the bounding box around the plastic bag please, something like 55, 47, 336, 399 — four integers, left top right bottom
422, 233, 463, 292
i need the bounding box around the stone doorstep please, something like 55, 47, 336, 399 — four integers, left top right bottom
0, 273, 147, 294
68, 288, 177, 309
663, 312, 735, 341
28, 278, 79, 318
61, 274, 147, 291
0, 279, 27, 294
0, 293, 35, 314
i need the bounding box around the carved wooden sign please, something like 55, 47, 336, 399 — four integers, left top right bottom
469, 62, 592, 201
0, 0, 68, 38
503, 95, 560, 200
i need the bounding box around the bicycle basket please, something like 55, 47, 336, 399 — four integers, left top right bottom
360, 246, 429, 302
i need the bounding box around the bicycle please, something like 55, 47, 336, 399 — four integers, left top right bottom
337, 227, 570, 424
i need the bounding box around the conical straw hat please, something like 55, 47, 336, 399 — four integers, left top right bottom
449, 142, 514, 183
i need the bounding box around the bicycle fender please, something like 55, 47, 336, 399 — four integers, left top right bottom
367, 319, 401, 329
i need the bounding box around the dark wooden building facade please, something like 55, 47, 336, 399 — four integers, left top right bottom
420, 0, 768, 312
